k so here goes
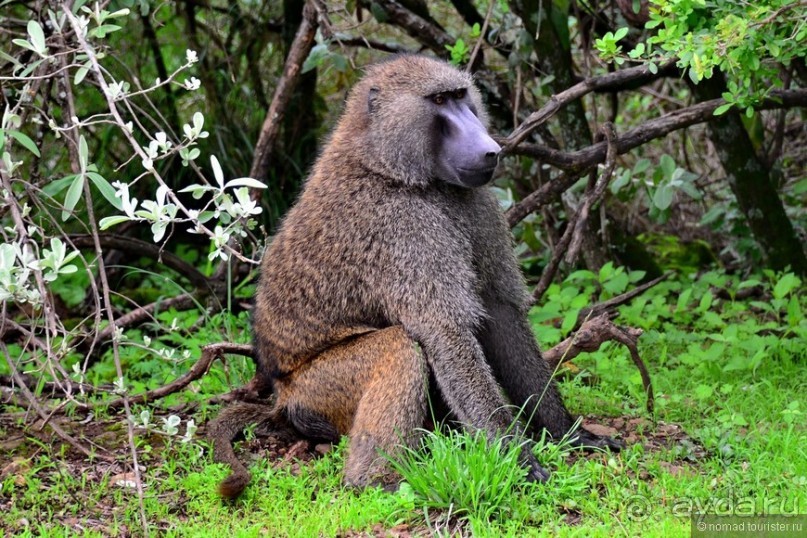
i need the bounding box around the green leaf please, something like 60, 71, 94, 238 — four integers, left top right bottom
12, 38, 38, 54
99, 215, 131, 230
698, 290, 713, 312
614, 27, 628, 41
713, 104, 732, 116
89, 24, 122, 38
611, 169, 631, 193
773, 273, 801, 300
87, 172, 123, 210
302, 43, 329, 74
78, 135, 89, 171
652, 184, 674, 210
676, 288, 692, 312
787, 295, 802, 327
699, 205, 723, 226
791, 179, 807, 195
561, 309, 579, 335
6, 130, 40, 157
224, 177, 268, 190
62, 174, 86, 221
694, 384, 713, 400
75, 65, 90, 85
42, 175, 77, 196
634, 158, 651, 175
27, 20, 46, 54
659, 155, 676, 179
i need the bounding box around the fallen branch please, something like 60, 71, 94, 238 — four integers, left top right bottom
104, 342, 254, 410
544, 314, 654, 413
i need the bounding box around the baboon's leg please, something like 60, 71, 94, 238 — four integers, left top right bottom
276, 326, 428, 487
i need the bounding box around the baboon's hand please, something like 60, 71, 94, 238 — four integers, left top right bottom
520, 448, 551, 483
568, 427, 625, 452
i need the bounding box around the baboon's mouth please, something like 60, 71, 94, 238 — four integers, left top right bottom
456, 166, 497, 187
458, 166, 497, 173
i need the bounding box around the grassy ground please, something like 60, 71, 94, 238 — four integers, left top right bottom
1, 269, 804, 537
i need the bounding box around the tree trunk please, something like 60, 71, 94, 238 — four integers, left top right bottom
691, 74, 807, 276
510, 0, 610, 270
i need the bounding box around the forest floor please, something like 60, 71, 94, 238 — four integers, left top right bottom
1, 270, 805, 537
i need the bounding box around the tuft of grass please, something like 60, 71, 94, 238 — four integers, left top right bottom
387, 428, 532, 522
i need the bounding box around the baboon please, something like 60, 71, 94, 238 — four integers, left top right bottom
209, 54, 621, 498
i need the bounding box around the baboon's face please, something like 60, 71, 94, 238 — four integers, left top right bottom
343, 56, 501, 188
429, 87, 501, 188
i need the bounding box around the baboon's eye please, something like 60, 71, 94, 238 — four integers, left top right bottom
453, 88, 467, 100
431, 94, 446, 105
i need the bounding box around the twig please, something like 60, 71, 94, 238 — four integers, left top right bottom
1, 342, 114, 461
503, 61, 675, 151
575, 271, 672, 328
543, 314, 654, 413
466, 0, 494, 72
564, 122, 618, 264
248, 0, 320, 194
104, 343, 254, 410
94, 293, 197, 344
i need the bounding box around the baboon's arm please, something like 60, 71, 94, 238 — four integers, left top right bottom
414, 323, 515, 433
479, 297, 625, 451
478, 297, 576, 438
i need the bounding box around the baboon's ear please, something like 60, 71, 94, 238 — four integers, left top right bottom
368, 87, 379, 115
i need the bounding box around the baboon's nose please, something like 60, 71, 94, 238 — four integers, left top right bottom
484, 150, 500, 168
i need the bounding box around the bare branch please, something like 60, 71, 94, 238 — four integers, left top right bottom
507, 88, 807, 173
371, 0, 452, 55
504, 168, 591, 228
565, 123, 618, 264
503, 62, 675, 151
104, 343, 254, 410
69, 234, 217, 293
575, 271, 672, 329
248, 1, 320, 192
543, 315, 654, 413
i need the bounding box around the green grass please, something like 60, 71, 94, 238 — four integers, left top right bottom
1, 270, 804, 536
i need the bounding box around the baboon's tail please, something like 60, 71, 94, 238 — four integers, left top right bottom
207, 401, 289, 499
